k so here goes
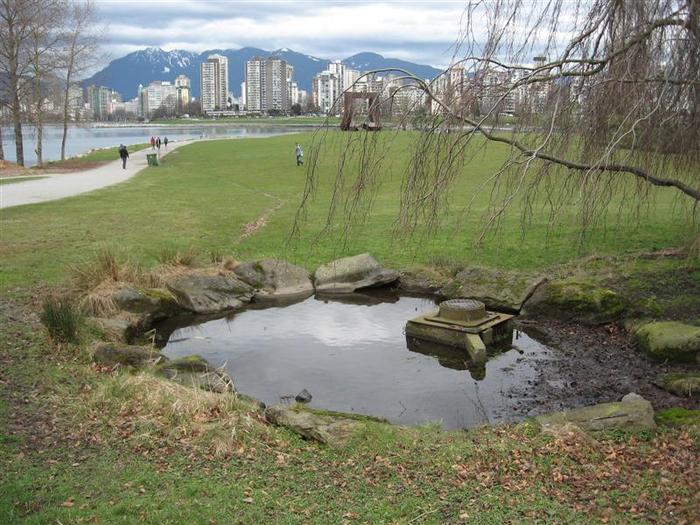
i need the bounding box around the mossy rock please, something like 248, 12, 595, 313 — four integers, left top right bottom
93, 343, 165, 368
265, 404, 364, 446
634, 321, 700, 363
525, 279, 627, 324
441, 267, 545, 312
656, 372, 700, 398
655, 407, 700, 427
157, 354, 211, 373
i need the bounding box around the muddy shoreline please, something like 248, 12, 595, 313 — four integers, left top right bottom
512, 318, 699, 420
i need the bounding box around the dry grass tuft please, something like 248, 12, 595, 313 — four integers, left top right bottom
85, 372, 271, 456
157, 246, 200, 267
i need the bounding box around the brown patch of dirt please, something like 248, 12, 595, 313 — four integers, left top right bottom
238, 193, 283, 241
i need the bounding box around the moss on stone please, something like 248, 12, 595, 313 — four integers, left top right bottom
654, 407, 700, 427
634, 321, 700, 363
657, 372, 700, 398
545, 280, 627, 324
157, 354, 210, 373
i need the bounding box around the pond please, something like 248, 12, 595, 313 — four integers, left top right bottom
1, 123, 309, 166
158, 293, 556, 430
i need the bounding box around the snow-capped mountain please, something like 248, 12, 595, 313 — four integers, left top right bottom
84, 47, 442, 99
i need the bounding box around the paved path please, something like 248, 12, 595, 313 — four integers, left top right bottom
0, 141, 194, 209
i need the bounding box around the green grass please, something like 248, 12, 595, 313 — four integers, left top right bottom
0, 176, 48, 185
42, 143, 150, 166
0, 132, 695, 293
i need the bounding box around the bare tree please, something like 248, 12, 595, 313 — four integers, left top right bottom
298, 0, 700, 246
59, 0, 99, 161
27, 0, 64, 167
0, 0, 35, 166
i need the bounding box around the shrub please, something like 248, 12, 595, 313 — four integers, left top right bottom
40, 296, 84, 344
157, 246, 199, 267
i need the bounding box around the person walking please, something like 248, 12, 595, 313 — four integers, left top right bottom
118, 144, 129, 169
150, 136, 156, 149
295, 143, 304, 166
156, 137, 161, 152
163, 137, 168, 148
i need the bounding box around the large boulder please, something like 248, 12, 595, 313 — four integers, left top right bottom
265, 405, 364, 446
314, 253, 398, 294
156, 355, 235, 393
524, 279, 627, 324
86, 314, 144, 344
536, 393, 656, 433
166, 272, 253, 314
634, 321, 700, 363
441, 267, 546, 312
233, 259, 313, 300
398, 268, 451, 295
92, 343, 165, 368
112, 286, 180, 321
655, 372, 700, 398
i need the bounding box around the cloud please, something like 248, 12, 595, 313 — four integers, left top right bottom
95, 0, 469, 66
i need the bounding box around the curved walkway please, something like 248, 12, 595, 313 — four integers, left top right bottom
0, 140, 194, 209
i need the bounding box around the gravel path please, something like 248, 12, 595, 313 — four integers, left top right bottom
0, 141, 194, 209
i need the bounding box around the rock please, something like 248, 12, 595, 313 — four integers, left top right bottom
441, 267, 546, 312
156, 355, 235, 393
92, 343, 165, 367
166, 272, 253, 314
634, 321, 700, 363
524, 279, 627, 324
87, 315, 144, 344
157, 354, 211, 373
655, 372, 700, 398
233, 259, 313, 299
295, 389, 312, 403
265, 404, 363, 446
535, 393, 656, 432
314, 253, 398, 294
398, 268, 451, 295
112, 286, 180, 320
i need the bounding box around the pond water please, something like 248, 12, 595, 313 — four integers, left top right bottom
1, 124, 308, 166
159, 294, 556, 430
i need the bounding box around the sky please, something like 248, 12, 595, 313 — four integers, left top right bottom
94, 0, 471, 66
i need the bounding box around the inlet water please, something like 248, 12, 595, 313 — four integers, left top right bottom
160, 294, 554, 429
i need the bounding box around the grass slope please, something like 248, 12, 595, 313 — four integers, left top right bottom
0, 133, 694, 293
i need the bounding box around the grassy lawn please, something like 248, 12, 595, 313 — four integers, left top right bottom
0, 132, 695, 292
38, 143, 151, 168
1, 133, 698, 523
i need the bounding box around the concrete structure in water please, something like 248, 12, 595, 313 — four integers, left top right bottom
405, 299, 514, 364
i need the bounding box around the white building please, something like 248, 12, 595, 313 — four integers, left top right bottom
138, 81, 177, 118
245, 56, 292, 114
312, 70, 341, 114
200, 54, 229, 113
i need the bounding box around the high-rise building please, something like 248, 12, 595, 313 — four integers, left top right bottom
175, 74, 191, 114
138, 81, 177, 118
245, 56, 292, 114
86, 85, 121, 120
312, 70, 341, 114
200, 54, 229, 113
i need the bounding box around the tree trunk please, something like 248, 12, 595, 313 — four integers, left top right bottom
9, 47, 24, 167
0, 124, 5, 161
60, 52, 75, 161
34, 73, 43, 167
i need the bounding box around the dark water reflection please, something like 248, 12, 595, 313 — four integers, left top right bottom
160, 294, 554, 429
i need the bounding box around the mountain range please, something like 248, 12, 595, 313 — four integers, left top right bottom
84, 47, 443, 100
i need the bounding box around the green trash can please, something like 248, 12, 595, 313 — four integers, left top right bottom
146, 153, 159, 167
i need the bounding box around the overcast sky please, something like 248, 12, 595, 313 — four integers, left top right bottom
95, 0, 470, 66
